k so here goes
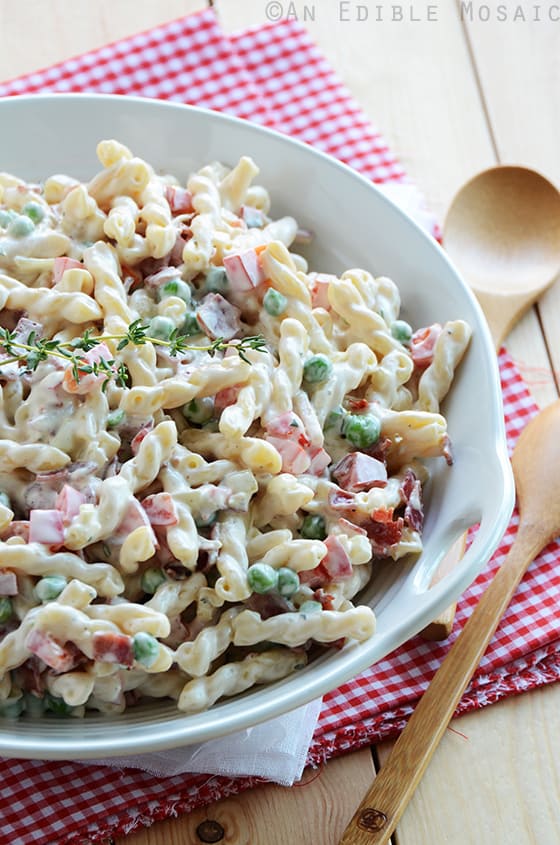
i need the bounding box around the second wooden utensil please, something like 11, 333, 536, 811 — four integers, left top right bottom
339, 398, 560, 845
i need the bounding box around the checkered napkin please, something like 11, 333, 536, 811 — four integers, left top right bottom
1, 9, 560, 845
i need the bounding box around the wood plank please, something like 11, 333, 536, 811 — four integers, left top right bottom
0, 0, 203, 80
463, 6, 560, 402
216, 0, 495, 221
117, 748, 376, 845
376, 682, 560, 844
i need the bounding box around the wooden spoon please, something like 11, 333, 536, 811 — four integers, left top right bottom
422, 166, 560, 641
339, 399, 560, 845
443, 165, 560, 350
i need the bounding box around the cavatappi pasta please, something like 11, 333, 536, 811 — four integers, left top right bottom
0, 141, 471, 717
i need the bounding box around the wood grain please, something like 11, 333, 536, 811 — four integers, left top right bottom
118, 749, 375, 845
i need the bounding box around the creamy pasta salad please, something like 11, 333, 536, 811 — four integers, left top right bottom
0, 141, 471, 718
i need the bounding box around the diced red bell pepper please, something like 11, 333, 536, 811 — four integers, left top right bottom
29, 510, 65, 546
141, 492, 179, 527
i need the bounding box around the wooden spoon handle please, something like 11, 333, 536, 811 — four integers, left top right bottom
338, 527, 540, 845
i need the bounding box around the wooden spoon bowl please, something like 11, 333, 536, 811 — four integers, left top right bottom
443, 166, 560, 349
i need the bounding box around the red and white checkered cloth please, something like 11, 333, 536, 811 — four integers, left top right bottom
1, 9, 559, 844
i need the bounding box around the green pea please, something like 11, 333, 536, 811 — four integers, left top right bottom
133, 632, 160, 667
35, 575, 67, 602
158, 278, 192, 305
203, 266, 229, 294
0, 491, 11, 509
22, 201, 45, 224
299, 600, 322, 615
247, 563, 279, 594
141, 567, 166, 595
276, 567, 300, 598
148, 315, 175, 341
107, 409, 126, 429
323, 407, 345, 433
303, 354, 333, 384
390, 319, 413, 344
0, 597, 13, 625
0, 696, 24, 718
300, 514, 327, 541
182, 396, 214, 425
263, 287, 288, 317
179, 311, 200, 337
0, 209, 16, 228
195, 511, 218, 529
8, 214, 35, 238
342, 413, 381, 450
44, 693, 73, 717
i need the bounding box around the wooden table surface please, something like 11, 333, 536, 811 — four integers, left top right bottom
2, 2, 560, 843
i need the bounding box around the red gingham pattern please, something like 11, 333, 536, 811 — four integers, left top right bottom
0, 11, 558, 844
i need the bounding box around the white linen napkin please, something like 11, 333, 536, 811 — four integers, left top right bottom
89, 698, 322, 786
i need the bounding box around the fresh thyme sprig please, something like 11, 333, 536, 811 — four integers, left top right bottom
0, 320, 268, 390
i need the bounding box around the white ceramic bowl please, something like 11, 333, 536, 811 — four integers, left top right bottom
0, 94, 514, 759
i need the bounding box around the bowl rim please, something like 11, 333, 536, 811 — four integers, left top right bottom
0, 93, 515, 758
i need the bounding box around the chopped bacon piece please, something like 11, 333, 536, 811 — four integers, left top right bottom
332, 452, 388, 492
141, 492, 179, 527
328, 487, 357, 512
1, 521, 30, 542
165, 185, 194, 215
131, 420, 154, 455
55, 485, 86, 525
169, 232, 191, 266
92, 631, 134, 668
0, 569, 17, 596
410, 323, 442, 369
196, 293, 241, 341
15, 656, 45, 696
312, 589, 335, 611
337, 517, 367, 537
245, 592, 293, 619
266, 436, 311, 475
321, 534, 353, 580
53, 257, 82, 285
365, 507, 404, 557
121, 264, 143, 294
29, 509, 65, 546
223, 249, 266, 292
399, 469, 424, 533
62, 342, 113, 395
25, 629, 81, 673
